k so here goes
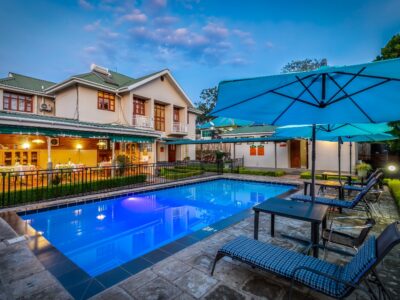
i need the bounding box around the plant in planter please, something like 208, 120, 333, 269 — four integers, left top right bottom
115, 154, 130, 175
355, 162, 372, 178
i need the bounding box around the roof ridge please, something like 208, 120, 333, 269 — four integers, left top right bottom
8, 72, 56, 85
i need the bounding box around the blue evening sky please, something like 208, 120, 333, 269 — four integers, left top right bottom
0, 0, 399, 103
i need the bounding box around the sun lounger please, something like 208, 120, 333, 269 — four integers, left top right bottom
211, 222, 400, 299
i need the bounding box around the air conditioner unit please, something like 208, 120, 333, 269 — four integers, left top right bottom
50, 138, 59, 147
40, 103, 52, 112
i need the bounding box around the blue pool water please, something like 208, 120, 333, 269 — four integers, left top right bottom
22, 179, 293, 276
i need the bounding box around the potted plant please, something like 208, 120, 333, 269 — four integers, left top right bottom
355, 162, 372, 178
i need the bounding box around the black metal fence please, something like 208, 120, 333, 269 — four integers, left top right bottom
0, 160, 223, 208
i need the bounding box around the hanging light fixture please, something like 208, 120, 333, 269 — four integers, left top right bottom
32, 138, 45, 144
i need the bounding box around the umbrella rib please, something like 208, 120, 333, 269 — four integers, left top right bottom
327, 67, 366, 103
295, 76, 320, 105
270, 91, 321, 107
333, 71, 400, 82
327, 75, 389, 121
212, 74, 318, 115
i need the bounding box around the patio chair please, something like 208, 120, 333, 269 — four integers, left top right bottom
291, 178, 377, 216
343, 172, 383, 193
322, 216, 376, 258
211, 221, 400, 300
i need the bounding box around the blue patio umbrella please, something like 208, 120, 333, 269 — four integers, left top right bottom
274, 123, 392, 181
212, 58, 400, 201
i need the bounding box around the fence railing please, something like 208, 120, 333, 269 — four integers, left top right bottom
132, 115, 153, 128
0, 160, 222, 208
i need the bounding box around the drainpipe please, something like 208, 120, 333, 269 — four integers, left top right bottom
47, 136, 52, 169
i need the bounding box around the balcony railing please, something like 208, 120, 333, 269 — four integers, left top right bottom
132, 115, 153, 129
172, 122, 187, 133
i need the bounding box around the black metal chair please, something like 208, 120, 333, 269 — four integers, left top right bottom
322, 216, 376, 257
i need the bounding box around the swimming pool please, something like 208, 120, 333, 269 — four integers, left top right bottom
21, 179, 294, 277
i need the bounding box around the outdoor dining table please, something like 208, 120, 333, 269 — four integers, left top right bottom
321, 172, 353, 185
303, 179, 344, 199
253, 197, 328, 258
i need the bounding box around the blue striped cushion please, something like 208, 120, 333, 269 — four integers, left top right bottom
291, 195, 353, 208
342, 236, 376, 284
219, 236, 348, 297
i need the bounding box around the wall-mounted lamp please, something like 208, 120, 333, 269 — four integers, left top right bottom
76, 144, 83, 150
32, 139, 45, 144
22, 142, 30, 150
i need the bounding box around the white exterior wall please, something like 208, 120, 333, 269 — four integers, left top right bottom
187, 112, 197, 160
232, 142, 289, 168
55, 86, 78, 119
309, 141, 358, 172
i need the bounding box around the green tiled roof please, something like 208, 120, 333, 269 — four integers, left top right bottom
224, 125, 277, 135
0, 73, 56, 93
72, 69, 167, 90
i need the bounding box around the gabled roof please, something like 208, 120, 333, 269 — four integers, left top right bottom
0, 73, 56, 96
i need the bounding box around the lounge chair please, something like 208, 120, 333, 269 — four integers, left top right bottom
291, 178, 377, 215
211, 221, 400, 300
348, 169, 383, 187
343, 172, 383, 193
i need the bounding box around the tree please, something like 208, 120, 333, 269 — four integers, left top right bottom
375, 34, 400, 61
375, 34, 400, 152
281, 58, 328, 73
195, 86, 218, 124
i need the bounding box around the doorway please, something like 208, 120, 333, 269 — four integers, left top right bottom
168, 145, 176, 162
290, 140, 301, 168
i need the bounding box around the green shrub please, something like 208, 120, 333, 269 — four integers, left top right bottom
161, 170, 204, 180
238, 168, 286, 177
387, 179, 400, 209
1, 174, 147, 207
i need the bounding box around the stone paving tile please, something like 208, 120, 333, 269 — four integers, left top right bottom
133, 277, 182, 300
90, 286, 133, 300
185, 251, 215, 274
25, 283, 73, 300
5, 270, 62, 299
203, 284, 246, 300
152, 256, 192, 281
213, 260, 253, 289
241, 275, 286, 300
174, 269, 218, 299
119, 269, 158, 296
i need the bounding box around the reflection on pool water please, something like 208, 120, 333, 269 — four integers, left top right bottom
21, 179, 294, 276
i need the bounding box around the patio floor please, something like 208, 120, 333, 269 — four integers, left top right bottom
0, 174, 399, 299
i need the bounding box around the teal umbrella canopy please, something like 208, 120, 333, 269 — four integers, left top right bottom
274, 123, 392, 139
197, 117, 254, 129
321, 133, 397, 143
213, 58, 400, 125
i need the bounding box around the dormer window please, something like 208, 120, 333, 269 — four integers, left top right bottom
3, 92, 33, 112
98, 91, 115, 111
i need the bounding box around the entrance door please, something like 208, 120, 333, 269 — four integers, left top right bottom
290, 140, 301, 168
168, 145, 176, 162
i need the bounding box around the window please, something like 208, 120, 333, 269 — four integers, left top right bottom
98, 91, 115, 111
154, 103, 165, 131
3, 92, 33, 112
173, 107, 180, 122
133, 97, 145, 115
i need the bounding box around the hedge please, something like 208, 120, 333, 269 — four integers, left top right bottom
238, 168, 286, 177
1, 174, 147, 207
299, 171, 357, 181
387, 179, 400, 209
161, 170, 204, 180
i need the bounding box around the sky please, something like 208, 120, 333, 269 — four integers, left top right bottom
0, 0, 399, 103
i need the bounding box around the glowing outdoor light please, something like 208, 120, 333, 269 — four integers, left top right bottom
76, 144, 83, 150
388, 165, 397, 172
96, 214, 106, 221
22, 142, 30, 149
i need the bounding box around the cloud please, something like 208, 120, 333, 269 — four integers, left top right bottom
84, 20, 101, 31
154, 16, 179, 26
178, 0, 201, 10
78, 0, 93, 9
202, 23, 229, 39
265, 41, 275, 48
120, 9, 148, 23
84, 46, 98, 54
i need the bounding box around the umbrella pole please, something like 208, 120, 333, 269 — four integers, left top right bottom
274, 141, 277, 170
349, 142, 352, 175
311, 124, 316, 202
338, 137, 342, 184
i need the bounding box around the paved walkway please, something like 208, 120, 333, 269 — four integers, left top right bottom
0, 174, 399, 299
